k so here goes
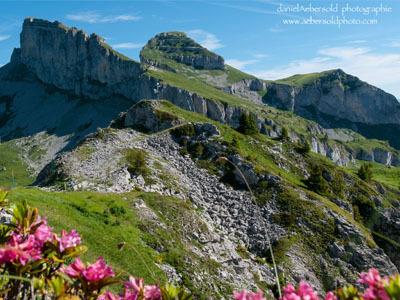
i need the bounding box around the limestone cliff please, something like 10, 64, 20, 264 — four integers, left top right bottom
263, 70, 400, 149
14, 18, 142, 98
264, 69, 400, 125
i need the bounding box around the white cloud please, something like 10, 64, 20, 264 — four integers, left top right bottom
66, 11, 141, 24
226, 59, 258, 69
187, 29, 223, 50
250, 46, 400, 98
269, 26, 284, 33
0, 35, 10, 42
347, 39, 367, 45
388, 41, 400, 48
253, 53, 269, 59
318, 47, 370, 59
112, 42, 143, 49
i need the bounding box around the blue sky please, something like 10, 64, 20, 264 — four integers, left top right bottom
1, 0, 400, 97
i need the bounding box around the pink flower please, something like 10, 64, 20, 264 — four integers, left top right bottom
0, 235, 41, 265
98, 291, 121, 300
324, 292, 337, 300
82, 257, 115, 283
233, 290, 266, 300
124, 277, 144, 300
62, 257, 86, 278
281, 282, 319, 300
144, 285, 162, 300
34, 222, 53, 246
57, 229, 81, 252
359, 268, 382, 286
358, 268, 390, 300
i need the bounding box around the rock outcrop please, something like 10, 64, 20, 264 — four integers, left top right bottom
124, 100, 181, 133
263, 70, 400, 149
15, 18, 142, 98
264, 69, 400, 125
140, 32, 224, 70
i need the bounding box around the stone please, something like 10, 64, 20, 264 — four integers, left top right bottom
124, 100, 181, 133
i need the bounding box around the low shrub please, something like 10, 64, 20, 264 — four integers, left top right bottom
171, 124, 195, 138
352, 194, 376, 221
358, 163, 373, 182
237, 113, 258, 135
125, 148, 150, 178
304, 164, 330, 195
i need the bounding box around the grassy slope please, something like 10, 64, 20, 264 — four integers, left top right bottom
7, 188, 167, 284
0, 141, 34, 188
274, 70, 338, 86
346, 160, 400, 190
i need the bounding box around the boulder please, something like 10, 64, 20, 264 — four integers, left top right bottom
124, 100, 181, 133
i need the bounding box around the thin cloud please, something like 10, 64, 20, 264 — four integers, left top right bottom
250, 46, 400, 98
318, 47, 370, 59
226, 59, 258, 69
187, 29, 223, 50
66, 11, 141, 24
253, 53, 269, 59
112, 42, 143, 49
0, 35, 10, 42
388, 41, 400, 48
269, 26, 284, 33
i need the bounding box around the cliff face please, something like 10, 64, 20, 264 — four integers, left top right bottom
15, 18, 142, 98
264, 70, 400, 125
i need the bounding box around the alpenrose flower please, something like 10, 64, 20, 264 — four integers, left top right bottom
56, 229, 81, 252
233, 290, 266, 300
282, 281, 321, 300
0, 234, 41, 265
98, 276, 162, 300
63, 256, 115, 283
358, 268, 390, 300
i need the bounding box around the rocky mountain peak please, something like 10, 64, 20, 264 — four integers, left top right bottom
11, 17, 141, 97
140, 31, 225, 70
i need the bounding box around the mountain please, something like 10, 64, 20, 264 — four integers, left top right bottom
1, 18, 400, 297
263, 69, 400, 149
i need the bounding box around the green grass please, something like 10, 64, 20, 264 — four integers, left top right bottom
274, 69, 339, 86
6, 187, 232, 296
147, 69, 254, 108
7, 188, 167, 284
224, 65, 255, 83
0, 141, 34, 188
347, 160, 400, 190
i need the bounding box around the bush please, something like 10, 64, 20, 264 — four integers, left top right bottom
304, 164, 330, 195
171, 123, 195, 138
295, 140, 311, 155
125, 148, 150, 177
189, 142, 204, 158
357, 163, 373, 182
237, 113, 258, 135
352, 194, 376, 221
331, 171, 345, 198
280, 126, 289, 141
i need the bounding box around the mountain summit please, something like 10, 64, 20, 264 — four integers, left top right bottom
140, 31, 225, 70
